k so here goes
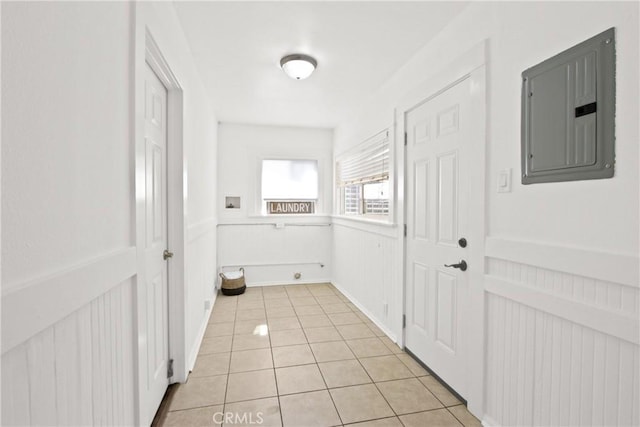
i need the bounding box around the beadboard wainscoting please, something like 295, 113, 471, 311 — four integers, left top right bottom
331, 219, 404, 342
483, 238, 639, 427
185, 218, 218, 370
217, 221, 332, 286
1, 278, 136, 426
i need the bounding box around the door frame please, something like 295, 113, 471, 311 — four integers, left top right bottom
133, 25, 187, 425
396, 40, 487, 418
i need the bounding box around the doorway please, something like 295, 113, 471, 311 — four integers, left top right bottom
401, 44, 487, 413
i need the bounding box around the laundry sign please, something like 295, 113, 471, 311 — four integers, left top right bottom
267, 201, 315, 214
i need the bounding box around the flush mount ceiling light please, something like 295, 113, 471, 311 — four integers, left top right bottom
280, 54, 317, 80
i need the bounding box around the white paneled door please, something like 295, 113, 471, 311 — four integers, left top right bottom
144, 62, 170, 420
404, 77, 474, 399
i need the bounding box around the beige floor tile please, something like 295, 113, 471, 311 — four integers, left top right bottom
205, 322, 234, 338
162, 405, 223, 426
344, 417, 403, 427
307, 283, 335, 296
210, 310, 236, 324
232, 333, 270, 351
329, 384, 394, 424
309, 288, 337, 297
318, 359, 371, 388
321, 303, 352, 314
294, 305, 325, 316
350, 309, 366, 318
448, 405, 482, 427
236, 309, 267, 321
399, 409, 463, 427
266, 306, 296, 318
263, 289, 288, 300
223, 397, 282, 427
379, 337, 403, 354
191, 352, 231, 377
337, 323, 376, 340
168, 375, 227, 410
298, 314, 332, 328
359, 355, 413, 382
365, 323, 387, 337
272, 344, 315, 368
199, 335, 233, 355
241, 288, 264, 300
237, 299, 265, 310
264, 298, 293, 308
419, 376, 462, 407
285, 288, 312, 298
314, 295, 342, 305
310, 341, 355, 362
267, 316, 301, 331
304, 326, 343, 343
234, 319, 269, 335
226, 369, 277, 403
396, 353, 429, 376
376, 378, 443, 414
275, 364, 326, 395
346, 338, 392, 358
230, 348, 273, 373
279, 390, 341, 427
289, 296, 318, 306
270, 329, 307, 347
328, 312, 362, 326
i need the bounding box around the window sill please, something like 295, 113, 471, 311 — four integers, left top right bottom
331, 215, 397, 228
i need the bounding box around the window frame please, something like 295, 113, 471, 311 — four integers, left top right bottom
258, 157, 323, 216
335, 129, 394, 224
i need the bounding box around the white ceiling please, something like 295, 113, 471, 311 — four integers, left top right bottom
173, 1, 469, 129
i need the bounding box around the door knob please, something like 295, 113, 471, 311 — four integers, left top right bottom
458, 238, 467, 248
163, 249, 174, 260
444, 260, 467, 271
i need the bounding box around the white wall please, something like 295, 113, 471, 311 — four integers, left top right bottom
217, 123, 332, 286
333, 1, 639, 425
1, 2, 218, 425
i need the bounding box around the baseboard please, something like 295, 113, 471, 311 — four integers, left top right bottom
331, 280, 398, 342
185, 291, 218, 378
245, 279, 333, 287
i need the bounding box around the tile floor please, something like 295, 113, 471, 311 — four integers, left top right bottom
157, 283, 481, 427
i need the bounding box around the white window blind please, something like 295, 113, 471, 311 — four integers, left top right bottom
336, 129, 390, 186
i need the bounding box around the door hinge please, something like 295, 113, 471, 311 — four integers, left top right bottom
167, 359, 174, 378
402, 314, 406, 329
404, 132, 408, 146
404, 224, 407, 237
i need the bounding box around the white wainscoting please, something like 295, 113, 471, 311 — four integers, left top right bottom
483, 238, 639, 427
186, 218, 218, 371
332, 220, 403, 342
1, 279, 136, 426
217, 222, 332, 286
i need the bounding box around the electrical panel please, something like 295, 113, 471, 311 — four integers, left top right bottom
521, 28, 615, 184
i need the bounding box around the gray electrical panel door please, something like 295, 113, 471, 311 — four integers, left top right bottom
522, 28, 615, 184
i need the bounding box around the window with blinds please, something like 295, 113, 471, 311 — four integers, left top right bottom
336, 129, 391, 220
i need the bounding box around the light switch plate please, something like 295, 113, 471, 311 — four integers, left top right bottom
498, 168, 512, 193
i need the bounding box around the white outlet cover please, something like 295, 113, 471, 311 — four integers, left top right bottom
497, 168, 512, 193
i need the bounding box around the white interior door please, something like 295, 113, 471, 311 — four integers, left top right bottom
144, 62, 170, 419
404, 76, 474, 398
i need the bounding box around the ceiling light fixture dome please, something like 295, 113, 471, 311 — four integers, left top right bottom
280, 54, 317, 80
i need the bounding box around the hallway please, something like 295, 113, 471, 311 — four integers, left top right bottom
157, 284, 480, 427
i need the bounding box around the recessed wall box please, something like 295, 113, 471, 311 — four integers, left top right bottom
521, 27, 615, 184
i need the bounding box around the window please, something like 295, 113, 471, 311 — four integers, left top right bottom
261, 159, 318, 214
336, 129, 391, 221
